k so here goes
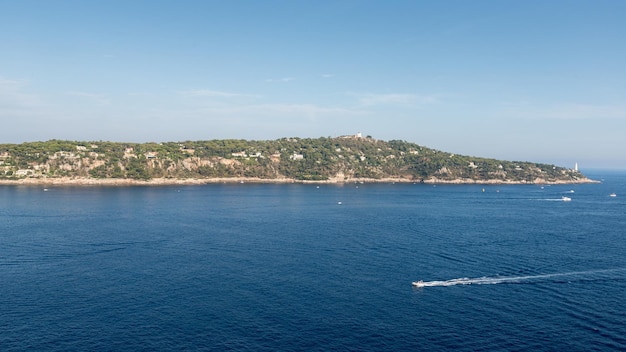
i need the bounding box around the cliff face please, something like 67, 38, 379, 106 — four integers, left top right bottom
0, 137, 590, 184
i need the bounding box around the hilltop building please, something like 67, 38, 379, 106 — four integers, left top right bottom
339, 132, 363, 139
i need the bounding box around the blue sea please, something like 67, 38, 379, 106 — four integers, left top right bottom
2, 170, 625, 351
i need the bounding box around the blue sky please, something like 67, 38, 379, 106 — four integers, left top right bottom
1, 1, 625, 169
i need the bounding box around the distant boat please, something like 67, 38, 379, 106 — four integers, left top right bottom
561, 196, 572, 202
609, 193, 617, 197
412, 280, 426, 288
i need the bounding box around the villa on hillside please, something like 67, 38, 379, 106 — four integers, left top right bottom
290, 153, 304, 160
338, 132, 363, 139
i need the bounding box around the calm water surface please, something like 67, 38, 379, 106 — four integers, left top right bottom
1, 170, 625, 351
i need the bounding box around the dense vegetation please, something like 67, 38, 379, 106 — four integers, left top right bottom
0, 136, 586, 183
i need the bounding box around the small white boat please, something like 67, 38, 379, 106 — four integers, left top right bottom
561, 196, 572, 202
609, 193, 617, 197
412, 280, 426, 288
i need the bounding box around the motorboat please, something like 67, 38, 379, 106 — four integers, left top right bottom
412, 280, 426, 288
561, 196, 571, 202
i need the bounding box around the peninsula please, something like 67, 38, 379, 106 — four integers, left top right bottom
0, 135, 593, 185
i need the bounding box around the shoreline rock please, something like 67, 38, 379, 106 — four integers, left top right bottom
0, 176, 599, 186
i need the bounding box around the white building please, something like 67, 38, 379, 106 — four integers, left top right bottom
290, 153, 304, 160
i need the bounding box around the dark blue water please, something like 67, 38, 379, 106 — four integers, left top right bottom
2, 170, 625, 351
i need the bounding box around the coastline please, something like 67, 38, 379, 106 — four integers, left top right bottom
0, 176, 599, 186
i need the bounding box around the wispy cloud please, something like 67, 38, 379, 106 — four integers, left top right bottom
265, 77, 295, 83
545, 104, 626, 120
1, 78, 34, 103
0, 78, 42, 113
0, 78, 25, 91
321, 74, 334, 78
67, 91, 111, 105
179, 89, 258, 98
500, 103, 626, 120
350, 92, 438, 107
198, 103, 368, 119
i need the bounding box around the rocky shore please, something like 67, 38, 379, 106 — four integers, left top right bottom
0, 175, 598, 186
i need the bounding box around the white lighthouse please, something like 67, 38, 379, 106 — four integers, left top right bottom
574, 162, 578, 171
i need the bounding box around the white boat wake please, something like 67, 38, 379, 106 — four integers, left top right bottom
413, 268, 626, 288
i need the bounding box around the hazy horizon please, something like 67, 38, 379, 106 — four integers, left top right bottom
2, 1, 625, 169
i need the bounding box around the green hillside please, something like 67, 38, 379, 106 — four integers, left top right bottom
0, 136, 588, 183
